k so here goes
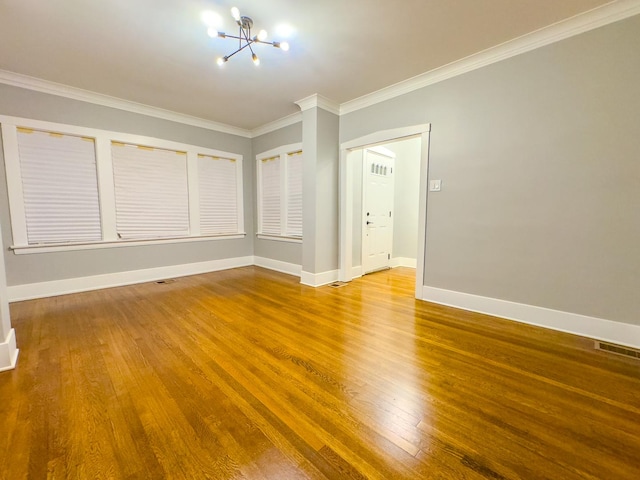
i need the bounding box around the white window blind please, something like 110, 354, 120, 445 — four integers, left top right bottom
285, 150, 303, 237
198, 154, 238, 234
260, 155, 281, 235
16, 128, 102, 244
111, 142, 189, 240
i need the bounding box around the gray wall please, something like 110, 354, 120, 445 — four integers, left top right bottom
388, 138, 421, 260
251, 122, 303, 265
302, 107, 339, 274
0, 84, 254, 286
340, 15, 640, 326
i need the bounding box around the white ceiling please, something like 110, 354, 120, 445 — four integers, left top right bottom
0, 0, 613, 130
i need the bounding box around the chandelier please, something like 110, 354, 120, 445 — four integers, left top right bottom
207, 7, 290, 66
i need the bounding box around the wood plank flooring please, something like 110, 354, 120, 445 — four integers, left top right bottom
1, 266, 638, 479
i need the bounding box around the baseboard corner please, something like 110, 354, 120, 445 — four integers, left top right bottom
301, 269, 339, 287
253, 256, 302, 277
0, 328, 19, 372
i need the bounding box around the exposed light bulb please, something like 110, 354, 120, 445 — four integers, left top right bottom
280, 41, 290, 52
231, 7, 240, 21
201, 10, 222, 27
257, 29, 268, 41
275, 23, 295, 38
207, 27, 218, 38
252, 53, 260, 66
216, 57, 227, 66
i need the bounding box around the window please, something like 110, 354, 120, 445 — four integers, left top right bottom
198, 154, 240, 235
259, 155, 281, 235
16, 127, 102, 245
0, 116, 245, 253
112, 142, 190, 240
257, 144, 303, 239
285, 151, 303, 237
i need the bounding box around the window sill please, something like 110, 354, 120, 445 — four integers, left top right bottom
11, 233, 247, 255
256, 234, 302, 244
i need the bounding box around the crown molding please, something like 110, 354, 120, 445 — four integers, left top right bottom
3, 0, 639, 135
340, 0, 640, 115
250, 111, 302, 138
295, 94, 340, 115
0, 70, 252, 138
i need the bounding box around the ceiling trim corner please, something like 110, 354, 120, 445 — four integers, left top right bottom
250, 112, 303, 138
340, 0, 640, 115
0, 70, 252, 138
295, 94, 340, 115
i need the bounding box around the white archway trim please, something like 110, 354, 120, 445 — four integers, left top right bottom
339, 124, 431, 298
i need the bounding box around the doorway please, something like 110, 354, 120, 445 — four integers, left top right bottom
338, 124, 431, 299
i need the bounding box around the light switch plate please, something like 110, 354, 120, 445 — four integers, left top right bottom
429, 179, 442, 192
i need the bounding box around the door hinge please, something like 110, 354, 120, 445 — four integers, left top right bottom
388, 253, 390, 260
389, 211, 391, 217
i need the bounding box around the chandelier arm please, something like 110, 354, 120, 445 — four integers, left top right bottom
252, 40, 277, 46
239, 25, 257, 56
225, 42, 254, 60
218, 34, 244, 41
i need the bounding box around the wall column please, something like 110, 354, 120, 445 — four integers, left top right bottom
0, 219, 18, 372
296, 95, 340, 286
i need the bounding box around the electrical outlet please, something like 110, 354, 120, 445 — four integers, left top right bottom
429, 179, 442, 192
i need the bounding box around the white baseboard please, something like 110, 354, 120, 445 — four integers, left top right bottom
351, 265, 363, 279
422, 286, 640, 349
7, 256, 254, 302
390, 257, 417, 268
7, 256, 339, 301
301, 269, 339, 287
0, 328, 19, 372
253, 256, 301, 277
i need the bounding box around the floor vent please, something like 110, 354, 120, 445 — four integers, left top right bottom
328, 281, 348, 288
155, 279, 176, 285
595, 341, 640, 360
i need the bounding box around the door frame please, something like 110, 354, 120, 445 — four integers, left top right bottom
338, 124, 431, 299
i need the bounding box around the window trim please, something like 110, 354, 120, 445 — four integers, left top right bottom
256, 143, 303, 241
10, 234, 246, 255
0, 115, 245, 253
255, 234, 302, 244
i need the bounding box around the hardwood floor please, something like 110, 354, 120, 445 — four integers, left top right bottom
1, 266, 638, 479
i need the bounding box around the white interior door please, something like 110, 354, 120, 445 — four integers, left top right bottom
362, 149, 395, 274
